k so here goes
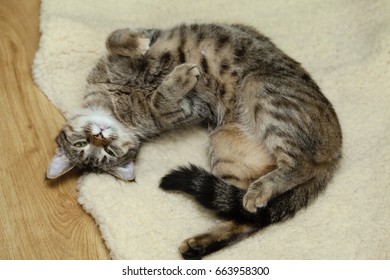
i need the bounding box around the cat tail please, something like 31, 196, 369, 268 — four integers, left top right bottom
160, 164, 334, 259
159, 164, 332, 227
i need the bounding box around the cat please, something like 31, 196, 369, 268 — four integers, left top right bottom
47, 23, 342, 259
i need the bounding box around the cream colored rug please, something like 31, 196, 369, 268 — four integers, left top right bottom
33, 0, 390, 259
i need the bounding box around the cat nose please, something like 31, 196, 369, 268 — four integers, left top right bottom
91, 133, 106, 147
94, 132, 104, 139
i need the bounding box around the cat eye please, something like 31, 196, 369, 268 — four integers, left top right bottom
105, 148, 116, 157
74, 141, 88, 148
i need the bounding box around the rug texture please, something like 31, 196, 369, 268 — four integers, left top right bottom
33, 0, 390, 259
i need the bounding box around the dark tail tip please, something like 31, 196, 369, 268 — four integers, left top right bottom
159, 164, 223, 211
160, 164, 215, 193
160, 164, 202, 192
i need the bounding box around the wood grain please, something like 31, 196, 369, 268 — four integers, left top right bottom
0, 0, 110, 259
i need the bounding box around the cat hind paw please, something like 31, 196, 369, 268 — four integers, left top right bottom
243, 186, 272, 213
179, 238, 206, 260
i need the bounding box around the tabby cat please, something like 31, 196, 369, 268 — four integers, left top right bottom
47, 23, 342, 259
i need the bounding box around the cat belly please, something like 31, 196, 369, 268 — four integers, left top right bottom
209, 123, 276, 189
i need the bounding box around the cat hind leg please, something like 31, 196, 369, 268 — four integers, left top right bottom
178, 221, 258, 259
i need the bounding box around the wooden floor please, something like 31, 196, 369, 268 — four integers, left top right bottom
0, 0, 110, 259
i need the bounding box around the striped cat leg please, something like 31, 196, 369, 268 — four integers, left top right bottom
150, 63, 209, 127
243, 154, 314, 212
238, 74, 327, 213
179, 221, 258, 260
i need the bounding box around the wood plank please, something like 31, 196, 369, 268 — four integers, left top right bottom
0, 0, 110, 259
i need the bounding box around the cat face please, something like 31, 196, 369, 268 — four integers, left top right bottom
47, 108, 139, 181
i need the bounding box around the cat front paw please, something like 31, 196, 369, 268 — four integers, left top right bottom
243, 184, 272, 213
169, 63, 200, 92
137, 37, 150, 54
106, 28, 150, 57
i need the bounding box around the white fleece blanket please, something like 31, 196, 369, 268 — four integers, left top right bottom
33, 0, 390, 259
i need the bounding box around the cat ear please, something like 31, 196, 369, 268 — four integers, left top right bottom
47, 148, 75, 179
109, 161, 135, 181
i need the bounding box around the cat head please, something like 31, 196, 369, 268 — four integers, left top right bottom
47, 107, 140, 181
47, 28, 157, 181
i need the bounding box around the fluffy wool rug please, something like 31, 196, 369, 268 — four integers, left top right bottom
33, 0, 390, 259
